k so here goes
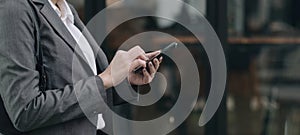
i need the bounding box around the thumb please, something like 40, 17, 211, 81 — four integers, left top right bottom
130, 59, 147, 71
146, 50, 161, 59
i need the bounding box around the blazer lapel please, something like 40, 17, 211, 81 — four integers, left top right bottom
33, 0, 77, 51
32, 0, 95, 75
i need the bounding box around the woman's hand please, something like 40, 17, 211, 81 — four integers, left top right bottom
128, 51, 163, 85
99, 46, 148, 89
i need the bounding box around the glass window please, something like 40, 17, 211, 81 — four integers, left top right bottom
228, 0, 300, 135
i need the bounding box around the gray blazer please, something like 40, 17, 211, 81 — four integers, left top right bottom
0, 0, 118, 134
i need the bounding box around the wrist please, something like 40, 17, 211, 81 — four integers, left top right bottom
99, 72, 112, 90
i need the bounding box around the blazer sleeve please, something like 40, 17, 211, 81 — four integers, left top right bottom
0, 1, 107, 132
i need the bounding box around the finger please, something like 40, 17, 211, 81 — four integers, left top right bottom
145, 50, 161, 59
137, 54, 148, 61
142, 68, 151, 82
128, 46, 147, 61
148, 62, 156, 76
153, 58, 160, 70
155, 57, 163, 70
159, 56, 163, 63
130, 59, 146, 71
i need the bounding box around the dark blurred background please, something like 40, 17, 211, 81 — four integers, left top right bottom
66, 0, 300, 135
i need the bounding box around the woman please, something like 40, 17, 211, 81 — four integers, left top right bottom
0, 0, 162, 134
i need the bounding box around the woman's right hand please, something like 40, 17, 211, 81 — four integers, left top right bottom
99, 46, 148, 89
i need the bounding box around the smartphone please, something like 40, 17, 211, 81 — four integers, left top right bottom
133, 42, 178, 74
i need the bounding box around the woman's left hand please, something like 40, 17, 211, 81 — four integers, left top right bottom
128, 51, 163, 85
